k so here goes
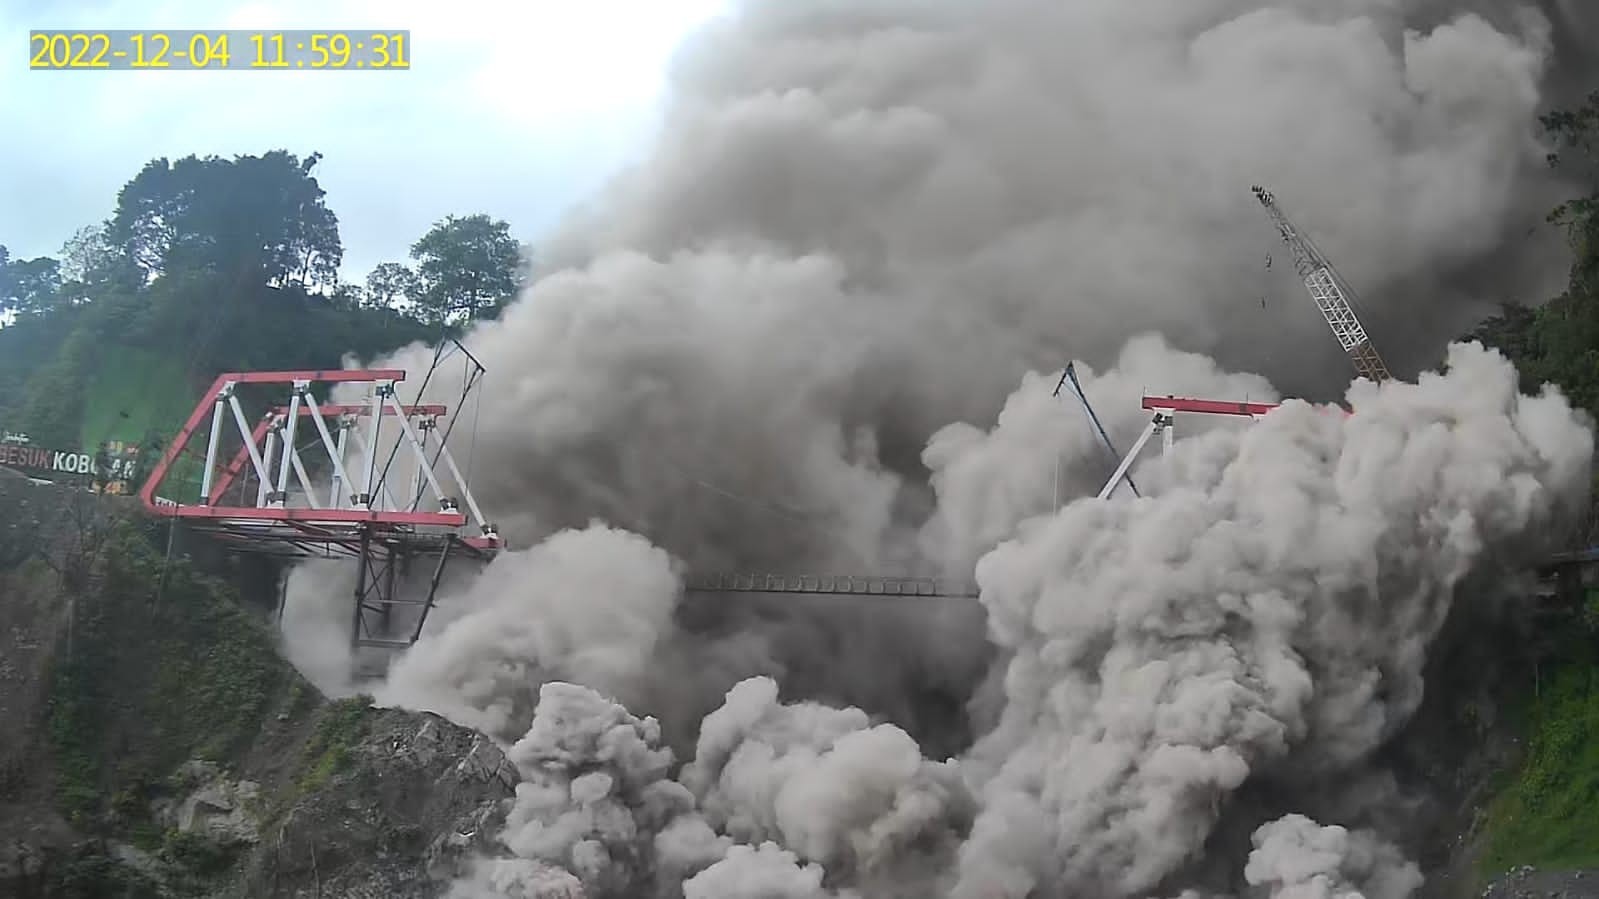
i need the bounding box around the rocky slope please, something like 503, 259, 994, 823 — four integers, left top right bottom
0, 473, 516, 897
2, 471, 1598, 897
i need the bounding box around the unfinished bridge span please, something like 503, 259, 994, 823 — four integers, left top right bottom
133, 360, 1589, 652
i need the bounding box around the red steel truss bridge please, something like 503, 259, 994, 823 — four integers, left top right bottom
138, 343, 501, 650
133, 355, 1297, 647
133, 353, 1327, 650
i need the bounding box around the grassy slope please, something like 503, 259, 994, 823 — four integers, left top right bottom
35, 514, 377, 896
47, 520, 289, 826
79, 343, 207, 499
78, 344, 197, 449
1476, 603, 1599, 879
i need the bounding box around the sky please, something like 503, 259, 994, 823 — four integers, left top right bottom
1, 0, 730, 281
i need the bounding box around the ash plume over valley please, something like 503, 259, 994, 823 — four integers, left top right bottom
271, 0, 1599, 896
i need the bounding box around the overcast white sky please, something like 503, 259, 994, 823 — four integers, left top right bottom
1, 0, 728, 280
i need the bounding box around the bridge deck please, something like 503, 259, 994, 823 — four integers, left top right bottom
691, 545, 1599, 601
683, 572, 979, 599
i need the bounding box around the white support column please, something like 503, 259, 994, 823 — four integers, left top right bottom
273, 385, 305, 506
384, 393, 451, 510
1163, 421, 1175, 452
348, 426, 402, 511
198, 387, 230, 503
436, 441, 491, 534
300, 392, 356, 507
332, 419, 350, 508
410, 421, 428, 511
287, 447, 321, 508
257, 426, 278, 508
226, 394, 275, 508
361, 384, 386, 508
1097, 414, 1166, 500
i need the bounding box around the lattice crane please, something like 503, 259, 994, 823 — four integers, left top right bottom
1252, 185, 1392, 383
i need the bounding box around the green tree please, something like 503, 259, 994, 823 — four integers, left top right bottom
1467, 90, 1599, 417
1543, 90, 1599, 291
58, 223, 142, 304
107, 151, 342, 290
0, 251, 65, 320
408, 214, 520, 326
364, 261, 420, 311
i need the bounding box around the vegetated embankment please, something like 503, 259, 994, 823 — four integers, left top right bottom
0, 472, 517, 898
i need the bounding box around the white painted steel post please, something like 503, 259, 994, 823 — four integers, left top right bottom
333, 420, 350, 508
300, 392, 356, 508
226, 394, 275, 508
362, 384, 385, 509
198, 388, 229, 503
348, 426, 401, 511
257, 427, 277, 508
274, 385, 304, 505
410, 422, 428, 511
435, 442, 491, 534
385, 393, 451, 509
1097, 414, 1165, 500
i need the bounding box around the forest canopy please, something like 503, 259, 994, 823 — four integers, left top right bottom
0, 150, 526, 448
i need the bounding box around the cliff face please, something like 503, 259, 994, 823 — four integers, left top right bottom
0, 474, 517, 898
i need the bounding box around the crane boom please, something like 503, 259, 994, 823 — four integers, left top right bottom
1251, 185, 1392, 383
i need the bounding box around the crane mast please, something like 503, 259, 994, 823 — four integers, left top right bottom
1251, 185, 1392, 383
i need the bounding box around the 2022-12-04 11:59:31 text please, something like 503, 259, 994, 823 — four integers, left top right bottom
28, 30, 410, 70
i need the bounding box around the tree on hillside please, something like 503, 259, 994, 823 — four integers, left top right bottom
409, 214, 520, 326
1467, 90, 1599, 415
364, 261, 420, 310
107, 151, 342, 290
1544, 90, 1599, 290
57, 224, 142, 304
0, 248, 65, 320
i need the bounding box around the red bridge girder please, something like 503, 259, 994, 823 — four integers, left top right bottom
139, 369, 500, 555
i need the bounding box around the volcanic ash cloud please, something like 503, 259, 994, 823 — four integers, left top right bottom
946, 342, 1591, 897
378, 523, 684, 742
453, 342, 1591, 899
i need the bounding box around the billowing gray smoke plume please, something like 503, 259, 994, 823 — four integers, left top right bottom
420, 342, 1589, 899
943, 343, 1589, 898
340, 0, 1584, 569
275, 0, 1599, 896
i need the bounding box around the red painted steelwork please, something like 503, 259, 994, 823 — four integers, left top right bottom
1142, 395, 1281, 417
140, 370, 409, 514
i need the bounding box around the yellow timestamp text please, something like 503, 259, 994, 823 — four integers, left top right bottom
29, 30, 410, 71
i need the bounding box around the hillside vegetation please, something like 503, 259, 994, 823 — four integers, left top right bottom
0, 150, 527, 457
0, 477, 518, 897
1448, 90, 1599, 884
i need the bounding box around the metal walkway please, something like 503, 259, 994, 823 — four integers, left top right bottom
692, 541, 1599, 602
683, 572, 979, 599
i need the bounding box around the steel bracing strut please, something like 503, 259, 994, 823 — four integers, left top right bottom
138, 365, 501, 650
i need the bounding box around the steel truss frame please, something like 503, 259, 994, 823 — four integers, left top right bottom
138, 366, 501, 648
1098, 395, 1281, 499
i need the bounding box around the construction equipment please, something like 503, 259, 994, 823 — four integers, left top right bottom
1055, 362, 1140, 499
1252, 185, 1392, 383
